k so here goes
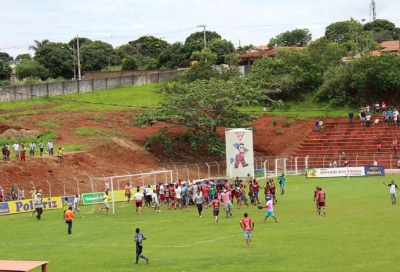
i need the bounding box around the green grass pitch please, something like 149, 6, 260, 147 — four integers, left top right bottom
1, 175, 399, 272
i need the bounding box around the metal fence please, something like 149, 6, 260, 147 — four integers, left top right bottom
2, 154, 397, 198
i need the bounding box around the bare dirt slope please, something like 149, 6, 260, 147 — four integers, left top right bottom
0, 111, 312, 195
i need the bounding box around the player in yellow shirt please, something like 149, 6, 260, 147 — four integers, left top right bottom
99, 191, 110, 215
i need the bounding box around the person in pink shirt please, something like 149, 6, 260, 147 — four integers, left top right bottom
262, 197, 279, 223
220, 189, 233, 218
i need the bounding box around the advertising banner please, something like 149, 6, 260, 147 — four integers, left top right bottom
307, 167, 365, 178
364, 166, 385, 176
225, 128, 254, 178
0, 197, 63, 216
82, 190, 127, 205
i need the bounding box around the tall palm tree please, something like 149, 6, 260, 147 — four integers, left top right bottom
29, 39, 50, 52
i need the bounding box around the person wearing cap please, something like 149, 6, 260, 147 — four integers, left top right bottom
34, 191, 43, 220
261, 196, 279, 223
58, 147, 64, 163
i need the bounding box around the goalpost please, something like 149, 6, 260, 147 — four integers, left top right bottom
89, 170, 173, 214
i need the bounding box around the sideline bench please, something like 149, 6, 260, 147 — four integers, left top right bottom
0, 260, 49, 272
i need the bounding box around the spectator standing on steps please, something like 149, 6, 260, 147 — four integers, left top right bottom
348, 111, 354, 125
360, 110, 366, 126
375, 136, 382, 154
365, 112, 371, 127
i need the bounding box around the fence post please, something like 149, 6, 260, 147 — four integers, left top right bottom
263, 159, 268, 179
205, 163, 210, 178
305, 156, 309, 172
46, 180, 51, 197
390, 154, 393, 169
215, 162, 220, 177
356, 155, 358, 167
323, 155, 325, 168
295, 157, 299, 175
60, 179, 65, 196
174, 165, 179, 182
184, 165, 189, 181
274, 158, 279, 177
74, 177, 80, 195
195, 164, 200, 180
283, 158, 287, 175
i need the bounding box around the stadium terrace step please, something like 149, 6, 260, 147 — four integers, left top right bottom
292, 117, 400, 169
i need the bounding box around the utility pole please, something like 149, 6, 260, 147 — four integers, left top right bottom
197, 25, 207, 49
76, 34, 82, 80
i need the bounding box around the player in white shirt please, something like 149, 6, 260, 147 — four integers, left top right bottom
383, 180, 400, 204
134, 188, 144, 214
152, 190, 161, 212
174, 185, 182, 209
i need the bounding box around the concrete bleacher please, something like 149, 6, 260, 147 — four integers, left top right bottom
293, 117, 399, 169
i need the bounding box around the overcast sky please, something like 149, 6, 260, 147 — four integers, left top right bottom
1, 0, 399, 58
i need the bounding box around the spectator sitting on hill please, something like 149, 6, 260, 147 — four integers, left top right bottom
373, 159, 378, 166
374, 117, 379, 126
332, 161, 337, 168
314, 119, 319, 132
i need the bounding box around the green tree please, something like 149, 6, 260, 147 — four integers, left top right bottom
79, 40, 120, 71
128, 36, 168, 61
0, 60, 12, 80
15, 59, 49, 80
364, 19, 397, 42
158, 42, 185, 69
29, 39, 50, 52
190, 48, 217, 64
15, 53, 32, 61
315, 53, 400, 105
134, 77, 279, 156
121, 56, 138, 71
249, 48, 322, 100
268, 29, 312, 48
306, 37, 348, 74
182, 31, 222, 60
34, 42, 74, 79
116, 44, 139, 60
208, 39, 235, 64
0, 52, 13, 62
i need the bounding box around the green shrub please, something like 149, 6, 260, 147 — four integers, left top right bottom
276, 129, 284, 135
283, 119, 296, 127
272, 119, 277, 126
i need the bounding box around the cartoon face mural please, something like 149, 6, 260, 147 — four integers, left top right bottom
225, 129, 254, 178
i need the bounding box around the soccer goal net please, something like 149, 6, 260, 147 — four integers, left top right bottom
88, 170, 173, 214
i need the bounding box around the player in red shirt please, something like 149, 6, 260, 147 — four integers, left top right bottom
313, 186, 319, 212
208, 197, 221, 223
168, 184, 175, 210
251, 180, 261, 205
239, 213, 254, 247
316, 187, 326, 216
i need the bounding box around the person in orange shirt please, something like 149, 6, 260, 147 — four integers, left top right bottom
64, 206, 75, 235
